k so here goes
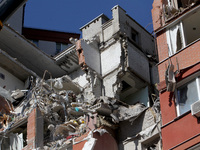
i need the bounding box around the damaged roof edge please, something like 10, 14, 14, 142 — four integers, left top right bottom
2, 25, 67, 77
54, 45, 76, 61
79, 13, 110, 30
4, 24, 63, 63
0, 49, 38, 80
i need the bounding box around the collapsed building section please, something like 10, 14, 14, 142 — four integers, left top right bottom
0, 5, 161, 150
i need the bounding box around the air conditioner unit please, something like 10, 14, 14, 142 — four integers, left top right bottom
191, 100, 200, 117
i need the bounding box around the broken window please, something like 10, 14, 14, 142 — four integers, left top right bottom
182, 10, 200, 45
176, 76, 200, 116
167, 0, 198, 9
166, 10, 200, 56
166, 22, 185, 56
164, 0, 200, 20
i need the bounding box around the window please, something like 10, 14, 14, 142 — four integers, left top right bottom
0, 73, 5, 80
166, 22, 185, 56
176, 75, 200, 116
166, 10, 200, 56
56, 43, 69, 54
121, 81, 131, 92
131, 28, 139, 45
167, 0, 197, 9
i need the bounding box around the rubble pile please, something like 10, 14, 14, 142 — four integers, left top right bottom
0, 74, 160, 149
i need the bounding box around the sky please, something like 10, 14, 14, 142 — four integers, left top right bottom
24, 0, 154, 35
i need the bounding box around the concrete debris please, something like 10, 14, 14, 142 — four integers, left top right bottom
93, 128, 108, 136
118, 103, 147, 121
0, 87, 15, 102
0, 73, 160, 150
11, 89, 25, 100
164, 0, 200, 19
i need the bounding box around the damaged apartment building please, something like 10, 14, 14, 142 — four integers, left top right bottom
0, 2, 161, 150
152, 0, 200, 149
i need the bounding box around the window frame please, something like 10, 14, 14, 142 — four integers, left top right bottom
175, 71, 200, 116
166, 21, 186, 56
130, 28, 140, 46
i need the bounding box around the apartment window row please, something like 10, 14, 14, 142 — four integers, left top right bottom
175, 73, 200, 116
131, 28, 140, 45
166, 10, 200, 56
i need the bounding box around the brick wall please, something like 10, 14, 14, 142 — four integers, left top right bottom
23, 107, 43, 150
156, 30, 169, 61
152, 0, 163, 31
157, 40, 200, 82
23, 108, 36, 150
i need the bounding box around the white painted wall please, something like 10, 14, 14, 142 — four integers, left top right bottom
102, 20, 113, 42
127, 44, 150, 83
103, 71, 118, 97
81, 40, 101, 74
0, 67, 24, 91
101, 41, 121, 76
81, 15, 109, 41
69, 69, 88, 88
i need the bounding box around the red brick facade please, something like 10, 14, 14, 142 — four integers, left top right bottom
23, 107, 43, 150
23, 108, 37, 150
152, 0, 200, 149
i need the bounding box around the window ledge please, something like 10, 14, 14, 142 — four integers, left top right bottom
157, 38, 200, 66
161, 110, 191, 129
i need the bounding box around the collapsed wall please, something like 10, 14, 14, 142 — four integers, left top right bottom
0, 70, 161, 150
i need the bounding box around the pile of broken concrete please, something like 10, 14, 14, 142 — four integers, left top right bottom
0, 75, 156, 150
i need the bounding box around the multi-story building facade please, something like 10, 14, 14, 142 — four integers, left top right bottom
55, 5, 161, 150
152, 0, 200, 149
0, 2, 161, 150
